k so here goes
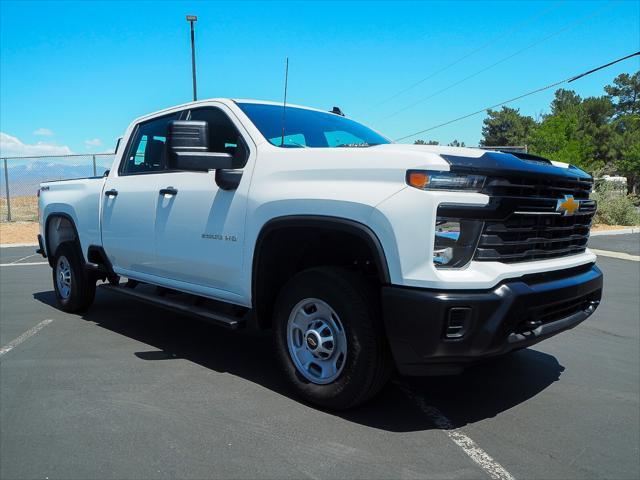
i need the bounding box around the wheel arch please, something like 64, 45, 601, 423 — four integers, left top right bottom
44, 212, 83, 267
251, 215, 391, 329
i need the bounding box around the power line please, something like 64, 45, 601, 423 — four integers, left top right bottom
378, 0, 617, 123
394, 51, 640, 142
367, 1, 566, 111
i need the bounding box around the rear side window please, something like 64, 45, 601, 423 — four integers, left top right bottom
120, 113, 180, 175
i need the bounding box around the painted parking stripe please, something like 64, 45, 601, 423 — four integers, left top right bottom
8, 253, 38, 265
0, 243, 38, 248
590, 249, 640, 262
0, 261, 49, 267
0, 319, 53, 358
397, 383, 515, 480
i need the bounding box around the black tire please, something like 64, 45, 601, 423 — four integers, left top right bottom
273, 267, 392, 410
52, 241, 96, 312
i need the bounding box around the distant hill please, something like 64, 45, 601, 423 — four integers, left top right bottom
0, 158, 114, 196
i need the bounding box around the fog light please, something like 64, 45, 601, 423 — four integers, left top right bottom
433, 217, 483, 268
433, 247, 453, 265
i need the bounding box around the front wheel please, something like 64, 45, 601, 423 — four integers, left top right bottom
273, 267, 391, 410
52, 241, 96, 312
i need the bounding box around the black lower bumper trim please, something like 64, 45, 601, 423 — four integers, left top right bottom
382, 263, 603, 376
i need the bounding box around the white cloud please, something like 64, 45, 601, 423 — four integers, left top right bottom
0, 132, 73, 157
84, 138, 102, 148
33, 128, 54, 137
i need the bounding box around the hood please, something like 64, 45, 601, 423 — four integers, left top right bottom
376, 144, 591, 181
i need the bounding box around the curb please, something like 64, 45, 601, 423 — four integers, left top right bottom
0, 243, 38, 248
590, 227, 640, 236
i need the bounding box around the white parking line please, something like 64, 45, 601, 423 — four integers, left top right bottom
0, 319, 53, 358
590, 249, 640, 262
8, 253, 38, 265
397, 383, 515, 480
0, 261, 48, 267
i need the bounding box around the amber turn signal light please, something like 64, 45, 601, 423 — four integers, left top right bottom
408, 171, 429, 189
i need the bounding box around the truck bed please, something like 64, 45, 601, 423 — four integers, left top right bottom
39, 177, 106, 258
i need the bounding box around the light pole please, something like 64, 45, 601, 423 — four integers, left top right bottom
186, 15, 198, 101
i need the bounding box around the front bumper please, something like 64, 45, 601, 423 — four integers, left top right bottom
382, 263, 603, 375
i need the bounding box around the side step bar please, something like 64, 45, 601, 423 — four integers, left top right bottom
99, 284, 245, 330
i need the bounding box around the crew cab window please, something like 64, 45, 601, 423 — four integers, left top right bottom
187, 107, 248, 166
120, 113, 180, 175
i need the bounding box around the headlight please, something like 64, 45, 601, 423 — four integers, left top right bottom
407, 170, 485, 191
433, 217, 483, 268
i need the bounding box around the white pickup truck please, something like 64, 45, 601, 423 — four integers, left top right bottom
38, 99, 603, 409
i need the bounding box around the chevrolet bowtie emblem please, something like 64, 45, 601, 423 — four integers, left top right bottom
556, 194, 580, 216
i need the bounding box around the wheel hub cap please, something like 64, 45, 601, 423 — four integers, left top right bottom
286, 298, 347, 384
56, 256, 72, 299
305, 331, 320, 351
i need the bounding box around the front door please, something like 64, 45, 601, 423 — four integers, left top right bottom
153, 105, 253, 303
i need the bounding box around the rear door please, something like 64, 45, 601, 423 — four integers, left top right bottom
152, 104, 254, 301
101, 112, 181, 275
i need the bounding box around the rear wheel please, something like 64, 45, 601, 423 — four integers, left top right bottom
273, 267, 391, 410
52, 241, 96, 312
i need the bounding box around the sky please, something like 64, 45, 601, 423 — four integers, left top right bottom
1, 0, 638, 157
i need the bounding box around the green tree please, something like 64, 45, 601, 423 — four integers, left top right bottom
551, 89, 582, 115
528, 91, 616, 174
528, 112, 597, 170
605, 71, 640, 193
414, 139, 440, 145
579, 96, 616, 171
604, 72, 640, 116
480, 107, 535, 146
448, 139, 466, 147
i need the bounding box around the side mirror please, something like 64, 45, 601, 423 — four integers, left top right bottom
167, 120, 236, 171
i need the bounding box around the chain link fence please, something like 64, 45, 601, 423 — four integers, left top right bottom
1, 153, 115, 222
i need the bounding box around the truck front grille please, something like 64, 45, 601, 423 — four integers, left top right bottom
474, 176, 596, 263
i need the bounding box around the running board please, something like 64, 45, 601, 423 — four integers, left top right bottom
99, 283, 246, 330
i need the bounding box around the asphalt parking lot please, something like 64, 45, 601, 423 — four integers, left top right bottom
1, 235, 639, 479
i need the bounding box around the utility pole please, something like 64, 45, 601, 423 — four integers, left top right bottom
186, 15, 198, 101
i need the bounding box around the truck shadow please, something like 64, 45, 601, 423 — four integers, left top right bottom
34, 288, 565, 433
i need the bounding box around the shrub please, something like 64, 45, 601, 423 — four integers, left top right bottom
591, 181, 640, 225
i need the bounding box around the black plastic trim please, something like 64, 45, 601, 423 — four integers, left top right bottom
100, 284, 246, 330
215, 169, 243, 190
36, 234, 46, 258
43, 212, 81, 267
252, 215, 391, 306
441, 151, 592, 181
382, 263, 603, 376
87, 245, 118, 283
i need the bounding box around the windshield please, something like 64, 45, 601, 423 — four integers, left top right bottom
237, 102, 390, 148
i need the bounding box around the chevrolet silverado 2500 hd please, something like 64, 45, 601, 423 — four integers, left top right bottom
38, 99, 603, 409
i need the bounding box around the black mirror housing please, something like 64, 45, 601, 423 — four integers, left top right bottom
171, 151, 236, 172
168, 120, 209, 152
167, 120, 238, 172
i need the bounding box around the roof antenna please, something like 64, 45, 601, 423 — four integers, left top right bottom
280, 57, 289, 147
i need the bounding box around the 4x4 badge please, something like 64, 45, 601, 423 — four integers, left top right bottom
556, 194, 580, 216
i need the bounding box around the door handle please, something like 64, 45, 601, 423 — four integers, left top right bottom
159, 187, 178, 196
105, 189, 118, 197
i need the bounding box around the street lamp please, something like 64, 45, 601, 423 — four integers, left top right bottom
186, 15, 198, 101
